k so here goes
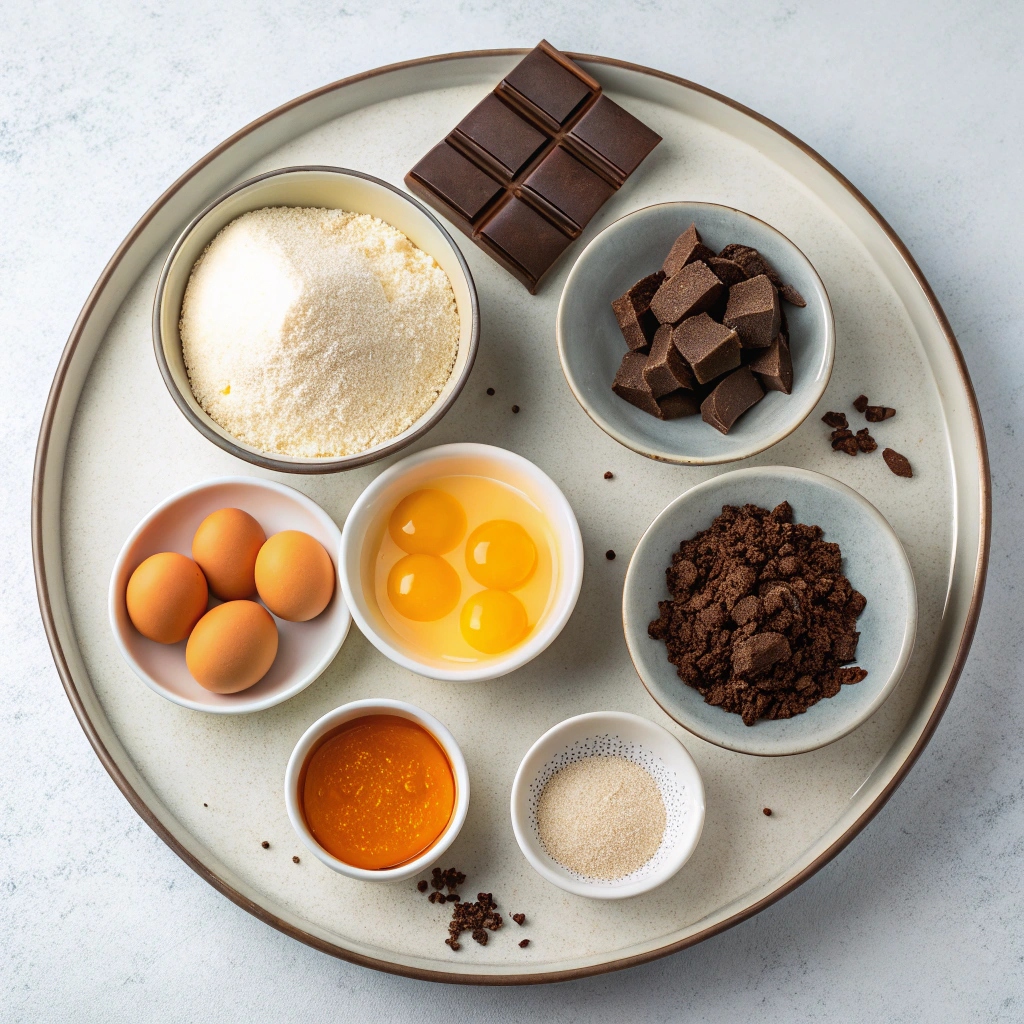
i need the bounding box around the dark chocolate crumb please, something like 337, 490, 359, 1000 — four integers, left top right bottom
429, 891, 443, 904
417, 880, 428, 892
486, 387, 495, 396
519, 939, 530, 948
831, 428, 859, 455
292, 856, 300, 864
261, 841, 270, 849
853, 395, 869, 414
865, 404, 896, 422
604, 471, 614, 480
511, 405, 520, 414
856, 428, 877, 453
203, 803, 208, 807
883, 448, 913, 478
472, 929, 488, 945
512, 913, 526, 925
763, 808, 772, 817
606, 550, 616, 560
821, 411, 848, 430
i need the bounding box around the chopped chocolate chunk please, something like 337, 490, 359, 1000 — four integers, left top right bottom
719, 244, 806, 306
512, 913, 526, 925
612, 351, 662, 417
521, 146, 615, 233
724, 275, 781, 349
566, 95, 662, 182
519, 939, 530, 948
821, 411, 849, 429
417, 880, 428, 892
650, 261, 726, 326
671, 313, 741, 384
453, 93, 547, 179
647, 501, 867, 725
657, 388, 702, 419
853, 394, 869, 414
644, 324, 696, 397
856, 427, 877, 453
883, 448, 913, 477
865, 404, 896, 422
603, 471, 613, 479
701, 366, 764, 434
611, 272, 664, 352
748, 334, 793, 394
831, 428, 859, 455
662, 223, 716, 278
779, 284, 807, 307
706, 256, 746, 288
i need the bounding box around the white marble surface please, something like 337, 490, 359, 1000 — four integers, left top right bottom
2, 1, 1021, 1020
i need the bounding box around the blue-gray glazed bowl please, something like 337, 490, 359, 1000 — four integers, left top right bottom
622, 467, 916, 756
557, 202, 834, 465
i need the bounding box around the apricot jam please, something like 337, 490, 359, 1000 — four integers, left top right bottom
301, 714, 455, 870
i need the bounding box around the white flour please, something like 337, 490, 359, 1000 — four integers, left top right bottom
180, 207, 460, 457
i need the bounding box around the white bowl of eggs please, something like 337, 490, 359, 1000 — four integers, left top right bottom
339, 443, 584, 682
108, 477, 350, 713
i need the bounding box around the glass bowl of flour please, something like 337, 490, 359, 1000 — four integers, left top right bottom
154, 166, 479, 473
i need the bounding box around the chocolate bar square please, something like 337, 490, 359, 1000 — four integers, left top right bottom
520, 146, 615, 233
479, 197, 572, 283
662, 223, 715, 278
453, 93, 548, 179
566, 95, 662, 183
658, 389, 702, 419
749, 334, 793, 394
407, 143, 504, 222
650, 261, 726, 326
644, 324, 696, 398
701, 365, 765, 434
612, 351, 661, 417
499, 43, 595, 127
672, 313, 741, 384
724, 275, 781, 348
611, 271, 663, 352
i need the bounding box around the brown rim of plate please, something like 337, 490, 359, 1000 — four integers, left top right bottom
32, 49, 991, 986
152, 165, 481, 473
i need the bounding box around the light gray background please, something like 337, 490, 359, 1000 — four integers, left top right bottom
2, 1, 1021, 1020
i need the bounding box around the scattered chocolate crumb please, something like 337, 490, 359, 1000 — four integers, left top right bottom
856, 427, 877, 453
512, 913, 526, 926
865, 404, 896, 422
519, 939, 530, 948
604, 471, 614, 480
203, 803, 208, 807
428, 891, 443, 904
417, 880, 428, 892
486, 387, 495, 395
830, 428, 859, 456
292, 856, 300, 864
821, 411, 848, 429
447, 891, 503, 951
261, 841, 270, 849
606, 550, 616, 560
648, 501, 868, 726
883, 448, 913, 478
763, 808, 773, 817
511, 405, 520, 414
853, 395, 869, 414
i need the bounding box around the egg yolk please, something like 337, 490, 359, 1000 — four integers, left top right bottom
459, 589, 528, 654
387, 554, 461, 621
465, 520, 537, 591
388, 490, 467, 555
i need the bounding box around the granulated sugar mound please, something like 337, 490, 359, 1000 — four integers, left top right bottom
536, 755, 666, 880
180, 207, 460, 457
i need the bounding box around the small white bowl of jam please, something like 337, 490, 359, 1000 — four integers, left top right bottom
284, 698, 470, 882
340, 443, 584, 682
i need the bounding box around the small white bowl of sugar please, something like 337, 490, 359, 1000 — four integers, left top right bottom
510, 712, 705, 899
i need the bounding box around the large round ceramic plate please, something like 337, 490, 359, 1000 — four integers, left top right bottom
33, 50, 989, 984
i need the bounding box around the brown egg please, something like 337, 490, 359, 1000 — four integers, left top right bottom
191, 507, 266, 600
185, 600, 278, 693
255, 530, 335, 622
126, 552, 208, 644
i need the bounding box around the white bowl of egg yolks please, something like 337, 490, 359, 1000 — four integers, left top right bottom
108, 477, 350, 713
339, 443, 584, 682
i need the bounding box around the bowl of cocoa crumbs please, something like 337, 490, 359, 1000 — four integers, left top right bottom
622, 467, 917, 756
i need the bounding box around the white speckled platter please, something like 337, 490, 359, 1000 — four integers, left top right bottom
33, 51, 989, 984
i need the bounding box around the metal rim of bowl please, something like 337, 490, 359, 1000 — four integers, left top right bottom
555, 200, 836, 466
152, 165, 481, 474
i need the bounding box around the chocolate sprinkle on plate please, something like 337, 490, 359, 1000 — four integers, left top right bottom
519, 939, 530, 948
763, 808, 772, 817
604, 470, 614, 479
261, 840, 269, 849
292, 856, 300, 863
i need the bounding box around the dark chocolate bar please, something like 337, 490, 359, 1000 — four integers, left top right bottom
406, 41, 661, 292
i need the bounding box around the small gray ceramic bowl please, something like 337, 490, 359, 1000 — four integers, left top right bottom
557, 203, 834, 465
154, 166, 479, 474
623, 467, 917, 756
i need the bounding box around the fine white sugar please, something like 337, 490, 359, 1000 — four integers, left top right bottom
536, 755, 667, 880
180, 207, 460, 457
